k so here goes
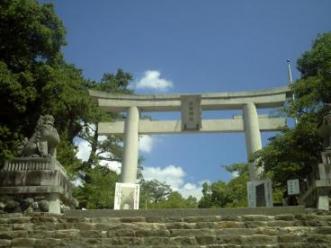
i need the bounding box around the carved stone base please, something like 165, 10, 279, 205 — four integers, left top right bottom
0, 157, 77, 214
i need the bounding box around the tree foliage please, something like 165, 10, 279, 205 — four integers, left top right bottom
0, 0, 63, 160
256, 32, 331, 190
0, 0, 92, 171
198, 164, 248, 208
140, 179, 172, 207
140, 179, 197, 209
74, 70, 133, 208
152, 192, 197, 209
74, 166, 119, 209
0, 0, 133, 209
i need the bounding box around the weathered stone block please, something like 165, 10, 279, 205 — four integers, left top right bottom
80, 230, 105, 239
0, 230, 28, 239
215, 234, 242, 244
216, 221, 244, 228
215, 228, 255, 236
108, 228, 136, 237
144, 236, 172, 245
12, 223, 33, 231
119, 217, 146, 223
277, 234, 304, 243
170, 236, 197, 245
195, 235, 216, 245
74, 222, 96, 230
135, 229, 170, 237
242, 215, 273, 221
170, 228, 214, 237
195, 221, 218, 228
0, 239, 11, 247
11, 238, 36, 247
275, 214, 296, 221
53, 229, 80, 239
165, 222, 196, 229
315, 226, 331, 234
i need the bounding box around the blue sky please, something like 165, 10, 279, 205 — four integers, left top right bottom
46, 0, 330, 198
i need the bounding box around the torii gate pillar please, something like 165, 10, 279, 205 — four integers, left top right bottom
243, 102, 262, 180
243, 102, 273, 208
121, 106, 139, 184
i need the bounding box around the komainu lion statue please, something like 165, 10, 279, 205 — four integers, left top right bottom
19, 115, 60, 158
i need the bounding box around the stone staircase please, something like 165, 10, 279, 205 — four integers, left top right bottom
0, 207, 331, 247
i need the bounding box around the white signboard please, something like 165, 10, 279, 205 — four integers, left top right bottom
114, 183, 140, 210
287, 179, 300, 195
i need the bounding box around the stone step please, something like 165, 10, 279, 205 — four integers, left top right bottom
0, 239, 287, 248
1, 222, 331, 233
64, 206, 307, 218
0, 211, 331, 248
3, 234, 331, 248
1, 216, 331, 228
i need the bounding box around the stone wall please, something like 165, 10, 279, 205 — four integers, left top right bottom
0, 210, 331, 247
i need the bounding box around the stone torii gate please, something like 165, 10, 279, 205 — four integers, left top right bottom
89, 86, 291, 209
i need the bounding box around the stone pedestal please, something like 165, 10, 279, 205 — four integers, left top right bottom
0, 157, 77, 214
247, 179, 273, 208
301, 149, 331, 210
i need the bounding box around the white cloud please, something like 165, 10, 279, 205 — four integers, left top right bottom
180, 183, 203, 199
232, 171, 239, 178
142, 165, 185, 190
98, 135, 107, 142
73, 177, 83, 187
74, 137, 91, 162
142, 165, 205, 200
100, 160, 122, 175
74, 137, 122, 174
136, 70, 173, 90
139, 135, 154, 153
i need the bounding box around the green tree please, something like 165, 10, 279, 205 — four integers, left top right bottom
139, 179, 198, 209
79, 70, 133, 171
0, 0, 94, 175
0, 0, 133, 209
198, 163, 248, 208
140, 179, 172, 208
256, 33, 331, 190
74, 166, 119, 209
74, 70, 134, 208
0, 0, 65, 161
153, 192, 198, 209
